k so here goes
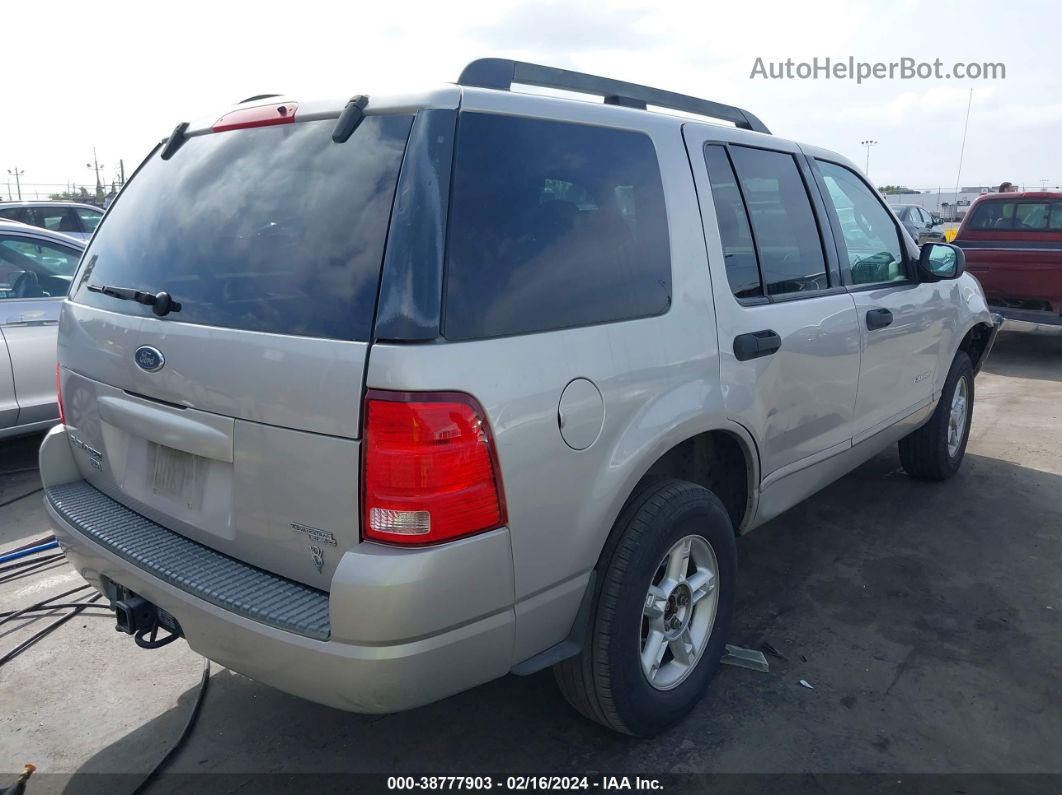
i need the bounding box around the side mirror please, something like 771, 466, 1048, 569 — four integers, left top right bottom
919, 242, 965, 281
931, 215, 942, 225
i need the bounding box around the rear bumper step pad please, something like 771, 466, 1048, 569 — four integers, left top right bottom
47, 480, 331, 641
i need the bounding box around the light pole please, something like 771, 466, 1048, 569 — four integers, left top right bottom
86, 148, 104, 200
860, 140, 878, 177
6, 168, 24, 200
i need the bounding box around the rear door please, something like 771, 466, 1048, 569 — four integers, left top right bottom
811, 159, 945, 439
0, 232, 81, 425
59, 109, 413, 589
684, 129, 861, 478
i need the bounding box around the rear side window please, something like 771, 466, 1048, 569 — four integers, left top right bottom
73, 115, 413, 341
37, 206, 82, 235
0, 207, 36, 225
727, 147, 828, 296
444, 113, 671, 340
817, 161, 905, 285
704, 145, 761, 299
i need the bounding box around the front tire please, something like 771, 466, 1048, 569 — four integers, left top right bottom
899, 352, 974, 480
554, 478, 737, 736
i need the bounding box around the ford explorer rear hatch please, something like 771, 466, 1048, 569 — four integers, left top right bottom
59, 103, 413, 589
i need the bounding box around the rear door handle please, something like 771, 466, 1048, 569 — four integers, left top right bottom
866, 308, 894, 330
734, 329, 782, 361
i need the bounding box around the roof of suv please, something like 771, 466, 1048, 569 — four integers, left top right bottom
0, 219, 86, 247
178, 58, 784, 144
169, 59, 870, 187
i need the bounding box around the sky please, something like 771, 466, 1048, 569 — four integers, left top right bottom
2, 0, 1059, 199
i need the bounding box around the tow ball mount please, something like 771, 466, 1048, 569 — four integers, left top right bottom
103, 577, 184, 649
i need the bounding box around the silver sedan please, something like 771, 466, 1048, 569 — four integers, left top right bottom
0, 220, 84, 438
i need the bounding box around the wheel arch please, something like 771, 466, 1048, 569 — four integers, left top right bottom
599, 420, 760, 554
958, 320, 996, 374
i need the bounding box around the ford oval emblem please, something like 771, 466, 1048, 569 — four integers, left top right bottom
134, 345, 165, 373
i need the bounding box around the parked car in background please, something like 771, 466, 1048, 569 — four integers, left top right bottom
893, 203, 945, 245
0, 201, 104, 241
954, 192, 1062, 327
0, 221, 83, 438
40, 59, 1000, 736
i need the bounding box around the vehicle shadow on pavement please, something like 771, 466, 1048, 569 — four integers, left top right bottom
980, 329, 1062, 383
61, 447, 1062, 788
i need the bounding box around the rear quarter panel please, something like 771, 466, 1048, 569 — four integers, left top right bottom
366, 90, 737, 662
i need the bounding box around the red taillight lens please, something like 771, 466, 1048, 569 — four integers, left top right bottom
362, 391, 507, 545
212, 102, 298, 133
56, 364, 65, 425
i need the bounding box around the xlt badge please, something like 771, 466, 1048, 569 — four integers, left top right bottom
290, 522, 337, 546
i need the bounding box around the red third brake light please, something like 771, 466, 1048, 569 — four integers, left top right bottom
212, 102, 298, 133
362, 391, 507, 545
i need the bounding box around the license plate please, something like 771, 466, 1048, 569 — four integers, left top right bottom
147, 442, 208, 510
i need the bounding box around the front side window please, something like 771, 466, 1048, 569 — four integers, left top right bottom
0, 236, 80, 299
75, 207, 103, 232
728, 146, 828, 296
818, 161, 906, 286
703, 144, 761, 299
444, 113, 671, 340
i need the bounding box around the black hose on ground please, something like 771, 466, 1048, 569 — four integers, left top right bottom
0, 487, 43, 511
1, 536, 214, 793
130, 657, 212, 795
0, 593, 103, 667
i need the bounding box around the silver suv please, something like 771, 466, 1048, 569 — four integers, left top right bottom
41, 60, 1001, 736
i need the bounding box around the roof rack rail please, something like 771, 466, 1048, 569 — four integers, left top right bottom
238, 94, 283, 104
457, 58, 770, 135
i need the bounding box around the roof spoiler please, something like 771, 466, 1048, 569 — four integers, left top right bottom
457, 58, 770, 134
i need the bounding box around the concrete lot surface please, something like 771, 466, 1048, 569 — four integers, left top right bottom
1, 329, 1060, 791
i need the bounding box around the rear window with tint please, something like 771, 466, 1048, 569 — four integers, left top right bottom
443, 113, 671, 340
968, 200, 1062, 231
73, 115, 413, 340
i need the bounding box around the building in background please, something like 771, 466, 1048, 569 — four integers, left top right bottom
882, 187, 998, 222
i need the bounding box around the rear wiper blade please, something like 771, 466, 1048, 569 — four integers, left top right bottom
86, 283, 181, 317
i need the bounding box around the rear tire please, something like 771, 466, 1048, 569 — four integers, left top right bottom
899, 352, 974, 480
553, 478, 736, 736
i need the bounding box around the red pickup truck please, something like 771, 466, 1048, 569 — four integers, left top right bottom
954, 192, 1062, 326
